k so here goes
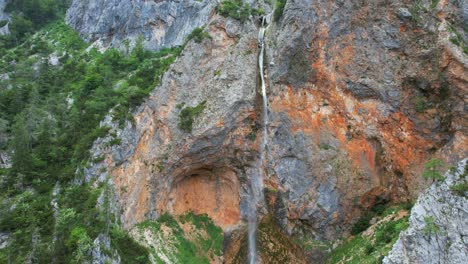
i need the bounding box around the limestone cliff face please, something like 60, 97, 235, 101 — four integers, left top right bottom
264, 0, 467, 240
66, 0, 217, 50
77, 0, 467, 247
384, 159, 467, 264
86, 15, 260, 231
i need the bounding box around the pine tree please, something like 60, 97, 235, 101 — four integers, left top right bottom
10, 113, 33, 178
422, 158, 445, 182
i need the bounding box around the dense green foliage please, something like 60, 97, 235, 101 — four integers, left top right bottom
1, 0, 70, 47
178, 101, 206, 132
0, 22, 181, 188
0, 16, 183, 262
110, 227, 149, 263
328, 205, 410, 264
350, 197, 396, 235
274, 0, 287, 21
137, 212, 223, 263
216, 0, 264, 22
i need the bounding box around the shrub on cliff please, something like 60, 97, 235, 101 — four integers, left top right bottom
274, 0, 287, 22
350, 214, 372, 235
422, 158, 445, 182
216, 0, 263, 22
178, 101, 207, 132
186, 27, 211, 43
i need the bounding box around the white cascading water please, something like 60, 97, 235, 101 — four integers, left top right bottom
248, 13, 271, 264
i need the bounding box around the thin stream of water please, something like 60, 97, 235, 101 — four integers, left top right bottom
248, 13, 271, 264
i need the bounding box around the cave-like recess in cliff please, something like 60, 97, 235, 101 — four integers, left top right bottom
165, 167, 241, 229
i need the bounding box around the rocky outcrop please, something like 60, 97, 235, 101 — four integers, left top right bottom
0, 232, 9, 249
0, 151, 11, 169
0, 0, 9, 35
384, 159, 468, 264
66, 0, 217, 50
90, 234, 121, 264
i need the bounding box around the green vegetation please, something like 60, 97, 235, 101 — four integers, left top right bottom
0, 22, 181, 187
233, 214, 307, 263
274, 0, 287, 22
178, 101, 207, 132
447, 24, 468, 55
110, 227, 149, 263
186, 27, 211, 43
413, 96, 428, 113
422, 216, 440, 235
451, 182, 468, 196
216, 0, 264, 22
179, 212, 224, 256
136, 212, 223, 263
350, 214, 373, 235
430, 0, 440, 9
1, 0, 70, 48
422, 158, 445, 181
349, 197, 398, 235
0, 3, 181, 260
450, 163, 468, 196
246, 125, 258, 141
327, 206, 410, 264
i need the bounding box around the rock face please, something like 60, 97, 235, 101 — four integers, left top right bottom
384, 159, 468, 264
78, 0, 468, 250
66, 0, 217, 50
0, 0, 9, 35
263, 0, 467, 239
86, 13, 260, 230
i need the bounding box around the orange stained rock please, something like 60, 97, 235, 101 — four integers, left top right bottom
166, 169, 241, 229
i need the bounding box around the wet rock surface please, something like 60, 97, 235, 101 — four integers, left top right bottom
384, 159, 468, 264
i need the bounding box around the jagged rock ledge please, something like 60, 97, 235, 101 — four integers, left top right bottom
384, 159, 468, 264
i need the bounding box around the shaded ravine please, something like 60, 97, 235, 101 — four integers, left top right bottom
248, 13, 272, 264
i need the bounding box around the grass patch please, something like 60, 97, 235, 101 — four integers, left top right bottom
136, 212, 223, 264
327, 206, 410, 264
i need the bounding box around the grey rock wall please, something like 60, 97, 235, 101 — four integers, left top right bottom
384, 159, 468, 264
0, 0, 9, 35
66, 0, 217, 50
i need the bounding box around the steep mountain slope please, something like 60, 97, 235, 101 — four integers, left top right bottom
0, 0, 466, 263
79, 0, 467, 242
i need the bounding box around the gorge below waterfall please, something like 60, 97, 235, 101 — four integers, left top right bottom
0, 0, 466, 263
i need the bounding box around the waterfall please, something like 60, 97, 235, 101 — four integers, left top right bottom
248, 13, 271, 264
